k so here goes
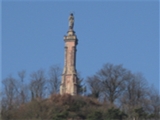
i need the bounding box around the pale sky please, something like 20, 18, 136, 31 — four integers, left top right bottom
1, 0, 159, 91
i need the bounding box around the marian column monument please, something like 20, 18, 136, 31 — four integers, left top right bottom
60, 13, 78, 95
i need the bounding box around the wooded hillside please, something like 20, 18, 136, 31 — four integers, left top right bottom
1, 63, 159, 120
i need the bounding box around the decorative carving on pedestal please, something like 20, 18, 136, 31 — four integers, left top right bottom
60, 13, 78, 95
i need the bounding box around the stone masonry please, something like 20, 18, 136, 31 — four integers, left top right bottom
60, 14, 78, 95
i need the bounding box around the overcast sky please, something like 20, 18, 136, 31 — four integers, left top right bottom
1, 0, 159, 91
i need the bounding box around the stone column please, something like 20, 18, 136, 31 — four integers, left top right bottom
60, 29, 78, 95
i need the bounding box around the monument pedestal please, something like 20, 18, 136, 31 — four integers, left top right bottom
60, 15, 78, 95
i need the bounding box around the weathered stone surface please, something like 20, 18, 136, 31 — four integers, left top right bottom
60, 14, 78, 96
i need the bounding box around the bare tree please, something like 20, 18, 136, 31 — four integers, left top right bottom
87, 75, 103, 99
1, 76, 19, 110
120, 73, 149, 119
48, 65, 61, 94
97, 63, 130, 104
148, 86, 160, 120
18, 70, 28, 104
29, 70, 46, 100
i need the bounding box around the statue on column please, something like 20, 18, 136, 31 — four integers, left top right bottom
69, 13, 74, 30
